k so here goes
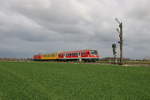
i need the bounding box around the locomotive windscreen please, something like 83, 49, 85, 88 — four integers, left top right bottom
90, 50, 98, 55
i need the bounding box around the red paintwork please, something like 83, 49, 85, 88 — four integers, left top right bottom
58, 50, 99, 59
33, 54, 42, 59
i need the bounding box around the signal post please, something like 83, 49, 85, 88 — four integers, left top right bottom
115, 18, 123, 65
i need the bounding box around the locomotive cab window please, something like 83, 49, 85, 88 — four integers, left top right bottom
90, 50, 97, 55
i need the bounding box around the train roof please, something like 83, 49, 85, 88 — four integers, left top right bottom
34, 49, 98, 56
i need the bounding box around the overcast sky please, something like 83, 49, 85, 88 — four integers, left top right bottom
0, 0, 150, 59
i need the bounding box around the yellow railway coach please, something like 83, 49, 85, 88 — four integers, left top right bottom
41, 52, 59, 60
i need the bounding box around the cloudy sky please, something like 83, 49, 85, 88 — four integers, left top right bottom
0, 0, 150, 59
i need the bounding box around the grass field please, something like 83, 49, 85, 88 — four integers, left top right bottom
0, 62, 150, 100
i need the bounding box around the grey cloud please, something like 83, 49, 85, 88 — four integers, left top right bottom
0, 0, 150, 59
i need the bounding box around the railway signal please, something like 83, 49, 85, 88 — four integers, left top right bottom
115, 18, 123, 65
112, 43, 117, 64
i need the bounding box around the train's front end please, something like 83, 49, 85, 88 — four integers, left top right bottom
89, 50, 100, 61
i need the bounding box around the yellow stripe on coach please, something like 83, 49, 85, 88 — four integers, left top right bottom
41, 52, 58, 60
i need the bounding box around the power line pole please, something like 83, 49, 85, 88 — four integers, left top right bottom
120, 22, 123, 65
115, 18, 123, 65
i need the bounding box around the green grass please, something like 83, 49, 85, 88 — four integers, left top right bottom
0, 62, 150, 100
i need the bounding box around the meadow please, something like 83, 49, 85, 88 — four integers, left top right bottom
0, 62, 150, 100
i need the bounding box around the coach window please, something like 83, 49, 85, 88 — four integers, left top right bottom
75, 53, 77, 56
81, 52, 84, 55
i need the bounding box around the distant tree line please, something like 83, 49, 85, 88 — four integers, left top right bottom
0, 58, 32, 62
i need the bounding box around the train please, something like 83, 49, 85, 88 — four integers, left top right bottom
33, 49, 100, 62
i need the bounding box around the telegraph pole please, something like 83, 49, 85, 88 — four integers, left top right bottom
120, 22, 123, 65
115, 18, 123, 65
